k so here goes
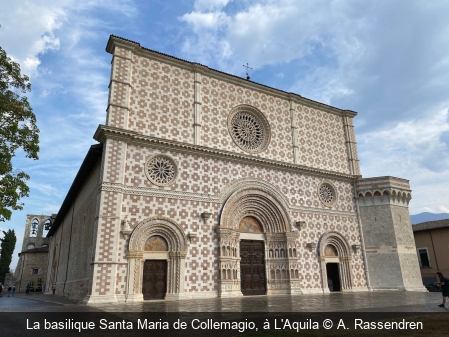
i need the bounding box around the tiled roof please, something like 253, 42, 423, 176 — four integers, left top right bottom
412, 218, 449, 232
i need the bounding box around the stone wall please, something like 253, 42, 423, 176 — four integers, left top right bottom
356, 177, 425, 291
105, 36, 360, 176
45, 158, 101, 300
11, 214, 53, 291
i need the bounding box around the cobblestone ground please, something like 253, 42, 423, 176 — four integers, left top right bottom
0, 291, 446, 313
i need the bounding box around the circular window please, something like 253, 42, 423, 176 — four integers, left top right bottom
228, 105, 270, 153
318, 181, 337, 207
145, 155, 178, 186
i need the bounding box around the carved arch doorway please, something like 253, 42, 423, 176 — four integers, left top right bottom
319, 231, 354, 293
217, 185, 301, 297
125, 217, 188, 302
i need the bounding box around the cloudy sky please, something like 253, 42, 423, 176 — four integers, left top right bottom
1, 0, 448, 269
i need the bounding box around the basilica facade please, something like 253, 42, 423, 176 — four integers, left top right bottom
44, 35, 424, 303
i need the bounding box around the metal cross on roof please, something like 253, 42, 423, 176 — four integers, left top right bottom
243, 63, 253, 80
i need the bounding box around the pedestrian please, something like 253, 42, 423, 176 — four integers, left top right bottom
7, 286, 11, 297
12, 286, 15, 297
52, 283, 56, 295
437, 272, 449, 307
42, 283, 45, 294
26, 283, 30, 295
0, 284, 3, 297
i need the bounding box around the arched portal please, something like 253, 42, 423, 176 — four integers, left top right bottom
125, 217, 187, 302
217, 186, 300, 297
318, 231, 354, 292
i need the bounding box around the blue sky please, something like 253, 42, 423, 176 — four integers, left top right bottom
1, 0, 449, 270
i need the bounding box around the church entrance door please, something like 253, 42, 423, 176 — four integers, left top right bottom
240, 240, 266, 295
326, 263, 341, 292
142, 260, 167, 300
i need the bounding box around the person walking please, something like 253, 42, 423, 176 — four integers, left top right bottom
0, 284, 3, 297
7, 286, 11, 297
26, 283, 30, 295
41, 283, 45, 294
12, 286, 16, 297
437, 272, 449, 307
52, 283, 56, 295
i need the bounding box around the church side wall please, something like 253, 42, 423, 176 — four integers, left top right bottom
47, 160, 101, 301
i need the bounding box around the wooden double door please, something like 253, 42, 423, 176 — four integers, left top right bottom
240, 240, 266, 295
142, 260, 167, 300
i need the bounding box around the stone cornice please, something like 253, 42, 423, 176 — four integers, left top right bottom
94, 124, 360, 181
106, 35, 358, 119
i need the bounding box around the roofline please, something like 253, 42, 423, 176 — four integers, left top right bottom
47, 144, 103, 237
412, 219, 449, 232
106, 35, 358, 118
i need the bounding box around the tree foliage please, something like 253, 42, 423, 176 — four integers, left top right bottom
0, 46, 39, 222
0, 229, 17, 283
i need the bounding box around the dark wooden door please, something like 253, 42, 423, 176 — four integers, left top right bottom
240, 240, 266, 295
142, 260, 167, 300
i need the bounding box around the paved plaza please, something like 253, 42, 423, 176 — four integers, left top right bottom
0, 291, 446, 313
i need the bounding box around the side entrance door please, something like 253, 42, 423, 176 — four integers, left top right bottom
142, 260, 167, 300
240, 240, 266, 295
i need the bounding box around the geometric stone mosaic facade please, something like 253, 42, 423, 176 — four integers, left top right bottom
44, 35, 424, 304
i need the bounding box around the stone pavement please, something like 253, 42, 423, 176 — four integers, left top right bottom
0, 291, 447, 313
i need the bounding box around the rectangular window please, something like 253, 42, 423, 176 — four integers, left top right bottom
417, 248, 431, 267
32, 268, 39, 274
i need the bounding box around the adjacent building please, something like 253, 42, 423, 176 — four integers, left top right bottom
413, 219, 449, 285
10, 214, 53, 292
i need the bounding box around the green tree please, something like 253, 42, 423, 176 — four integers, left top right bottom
0, 229, 16, 283
0, 46, 39, 222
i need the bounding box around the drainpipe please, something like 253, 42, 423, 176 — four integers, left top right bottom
353, 181, 372, 290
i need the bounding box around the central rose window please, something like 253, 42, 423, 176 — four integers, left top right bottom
228, 105, 270, 153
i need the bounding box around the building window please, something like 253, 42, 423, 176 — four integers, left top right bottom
32, 269, 39, 274
27, 243, 35, 249
318, 181, 338, 207
417, 248, 431, 267
30, 218, 39, 237
43, 219, 51, 237
228, 105, 271, 153
145, 155, 178, 186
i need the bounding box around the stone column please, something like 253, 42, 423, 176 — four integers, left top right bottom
125, 250, 144, 302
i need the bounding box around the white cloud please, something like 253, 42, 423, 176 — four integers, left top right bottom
181, 11, 230, 32
194, 0, 232, 12
358, 108, 449, 213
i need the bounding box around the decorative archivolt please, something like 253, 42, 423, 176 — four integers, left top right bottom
219, 188, 292, 233
219, 178, 291, 207
318, 231, 352, 258
128, 216, 187, 252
